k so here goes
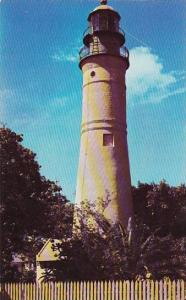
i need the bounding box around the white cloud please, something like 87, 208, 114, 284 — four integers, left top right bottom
51, 51, 78, 63
126, 47, 185, 105
51, 38, 82, 63
51, 43, 81, 64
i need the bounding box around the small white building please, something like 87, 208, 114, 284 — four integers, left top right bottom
36, 239, 62, 282
11, 254, 35, 274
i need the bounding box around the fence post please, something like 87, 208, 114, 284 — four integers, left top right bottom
134, 280, 138, 300
138, 280, 142, 300
172, 280, 176, 300
107, 281, 111, 300
176, 281, 180, 300
168, 280, 171, 300
126, 280, 130, 300
100, 281, 104, 300
180, 280, 184, 300
90, 281, 93, 300
111, 281, 115, 300
151, 280, 155, 300
142, 281, 146, 300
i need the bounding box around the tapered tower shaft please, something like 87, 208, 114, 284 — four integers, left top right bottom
75, 1, 133, 227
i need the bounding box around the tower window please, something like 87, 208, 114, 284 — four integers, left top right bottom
103, 134, 114, 146
90, 71, 95, 77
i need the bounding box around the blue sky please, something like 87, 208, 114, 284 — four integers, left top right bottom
1, 0, 186, 201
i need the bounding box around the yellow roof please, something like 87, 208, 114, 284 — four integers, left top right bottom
88, 4, 120, 21
93, 4, 114, 12
36, 239, 61, 262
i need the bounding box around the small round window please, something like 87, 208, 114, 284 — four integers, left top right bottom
90, 71, 95, 77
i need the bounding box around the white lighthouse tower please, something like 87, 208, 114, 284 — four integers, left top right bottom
75, 0, 133, 227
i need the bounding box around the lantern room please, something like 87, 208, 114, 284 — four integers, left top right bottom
83, 0, 125, 47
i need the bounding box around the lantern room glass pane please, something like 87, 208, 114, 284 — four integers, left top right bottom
92, 15, 99, 31
99, 14, 108, 31
91, 13, 119, 32
108, 15, 115, 31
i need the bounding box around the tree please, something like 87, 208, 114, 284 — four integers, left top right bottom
132, 181, 186, 280
139, 234, 186, 280
42, 197, 134, 281
0, 127, 73, 282
132, 181, 186, 236
45, 182, 186, 281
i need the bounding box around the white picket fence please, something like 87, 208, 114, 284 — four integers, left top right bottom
0, 280, 185, 300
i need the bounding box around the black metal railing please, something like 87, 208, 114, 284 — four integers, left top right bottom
83, 26, 125, 39
83, 27, 93, 38
120, 46, 129, 58
79, 45, 129, 61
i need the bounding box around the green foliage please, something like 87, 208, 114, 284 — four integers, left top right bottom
42, 198, 133, 281
140, 234, 186, 280
0, 127, 73, 282
46, 182, 186, 281
133, 181, 186, 236
132, 181, 186, 279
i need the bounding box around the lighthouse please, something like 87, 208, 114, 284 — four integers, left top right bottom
75, 0, 133, 227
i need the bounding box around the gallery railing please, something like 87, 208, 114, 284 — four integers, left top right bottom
83, 26, 125, 38
79, 45, 129, 62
